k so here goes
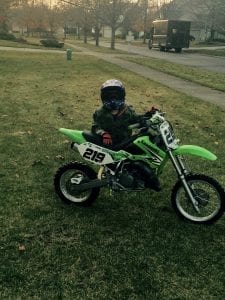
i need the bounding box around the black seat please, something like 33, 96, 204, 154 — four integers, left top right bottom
82, 131, 102, 146
82, 131, 139, 151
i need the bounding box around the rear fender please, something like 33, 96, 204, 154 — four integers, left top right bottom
173, 145, 217, 161
59, 128, 86, 144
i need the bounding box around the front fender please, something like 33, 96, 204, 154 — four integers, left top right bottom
173, 145, 217, 161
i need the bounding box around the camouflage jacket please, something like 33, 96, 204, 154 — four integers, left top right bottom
91, 104, 143, 144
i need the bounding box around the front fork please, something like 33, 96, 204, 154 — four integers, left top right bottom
168, 150, 200, 213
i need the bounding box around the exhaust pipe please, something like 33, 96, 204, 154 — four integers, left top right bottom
72, 178, 108, 192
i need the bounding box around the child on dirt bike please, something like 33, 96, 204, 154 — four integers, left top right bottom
91, 79, 156, 145
91, 79, 161, 191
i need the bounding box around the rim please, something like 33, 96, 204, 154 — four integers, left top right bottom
176, 179, 221, 222
59, 169, 91, 203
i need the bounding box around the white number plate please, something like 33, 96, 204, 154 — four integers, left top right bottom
160, 121, 178, 149
77, 143, 114, 165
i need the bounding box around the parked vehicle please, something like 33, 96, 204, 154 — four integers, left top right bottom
54, 110, 225, 224
148, 20, 191, 53
40, 38, 64, 48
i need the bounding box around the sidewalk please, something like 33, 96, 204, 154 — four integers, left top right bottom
66, 43, 225, 110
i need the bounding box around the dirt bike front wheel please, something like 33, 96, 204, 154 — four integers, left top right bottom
54, 161, 100, 206
171, 174, 225, 224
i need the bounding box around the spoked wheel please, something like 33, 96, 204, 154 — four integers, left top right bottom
171, 174, 225, 224
54, 161, 100, 206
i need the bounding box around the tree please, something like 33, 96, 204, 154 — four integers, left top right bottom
121, 2, 142, 39
89, 0, 103, 46
58, 0, 147, 48
47, 5, 62, 35
0, 0, 15, 32
101, 0, 137, 49
58, 0, 93, 43
11, 0, 62, 37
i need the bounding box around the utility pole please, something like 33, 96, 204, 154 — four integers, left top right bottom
143, 0, 149, 44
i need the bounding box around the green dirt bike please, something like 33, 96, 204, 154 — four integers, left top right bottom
54, 111, 225, 224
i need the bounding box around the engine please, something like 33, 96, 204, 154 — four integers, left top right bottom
112, 161, 153, 191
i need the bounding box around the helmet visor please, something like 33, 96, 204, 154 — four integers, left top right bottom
103, 99, 125, 110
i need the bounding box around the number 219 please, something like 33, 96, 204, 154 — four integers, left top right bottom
83, 148, 106, 163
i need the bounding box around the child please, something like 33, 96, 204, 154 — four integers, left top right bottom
91, 79, 161, 191
91, 79, 154, 145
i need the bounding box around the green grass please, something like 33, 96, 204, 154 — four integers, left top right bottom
187, 48, 225, 57
0, 38, 44, 49
65, 38, 130, 54
0, 37, 67, 51
63, 38, 225, 92
1, 50, 225, 298
119, 39, 225, 57
121, 56, 225, 92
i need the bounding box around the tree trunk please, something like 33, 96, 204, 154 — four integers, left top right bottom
111, 26, 116, 50
77, 25, 80, 40
210, 28, 215, 41
84, 28, 87, 43
83, 11, 88, 43
95, 27, 100, 46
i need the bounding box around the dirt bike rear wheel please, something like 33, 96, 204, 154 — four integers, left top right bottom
54, 161, 100, 206
171, 174, 225, 224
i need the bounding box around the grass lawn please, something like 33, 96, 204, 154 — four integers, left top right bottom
0, 38, 44, 49
64, 38, 225, 92
1, 50, 225, 298
65, 38, 127, 54
188, 48, 225, 57
0, 37, 68, 51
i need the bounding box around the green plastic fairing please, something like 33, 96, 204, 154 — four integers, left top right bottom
134, 136, 166, 159
59, 128, 86, 144
173, 145, 217, 161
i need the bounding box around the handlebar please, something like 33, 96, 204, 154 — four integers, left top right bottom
150, 111, 165, 123
128, 123, 140, 130
128, 111, 165, 131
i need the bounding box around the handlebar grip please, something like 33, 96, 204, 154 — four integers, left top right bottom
128, 123, 140, 129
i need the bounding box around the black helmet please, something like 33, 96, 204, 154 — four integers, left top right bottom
100, 79, 126, 110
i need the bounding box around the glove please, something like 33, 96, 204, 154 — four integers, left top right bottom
145, 106, 160, 117
102, 132, 112, 145
139, 117, 150, 128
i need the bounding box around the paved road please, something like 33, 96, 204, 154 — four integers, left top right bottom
1, 44, 225, 109
91, 41, 225, 74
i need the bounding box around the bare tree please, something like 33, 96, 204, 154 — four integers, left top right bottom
62, 6, 84, 39
47, 5, 62, 35
58, 0, 147, 48
0, 0, 16, 32
58, 0, 92, 43
89, 0, 103, 46
120, 2, 142, 39
11, 0, 62, 37
100, 0, 138, 49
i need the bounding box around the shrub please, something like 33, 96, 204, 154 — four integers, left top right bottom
0, 32, 16, 41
